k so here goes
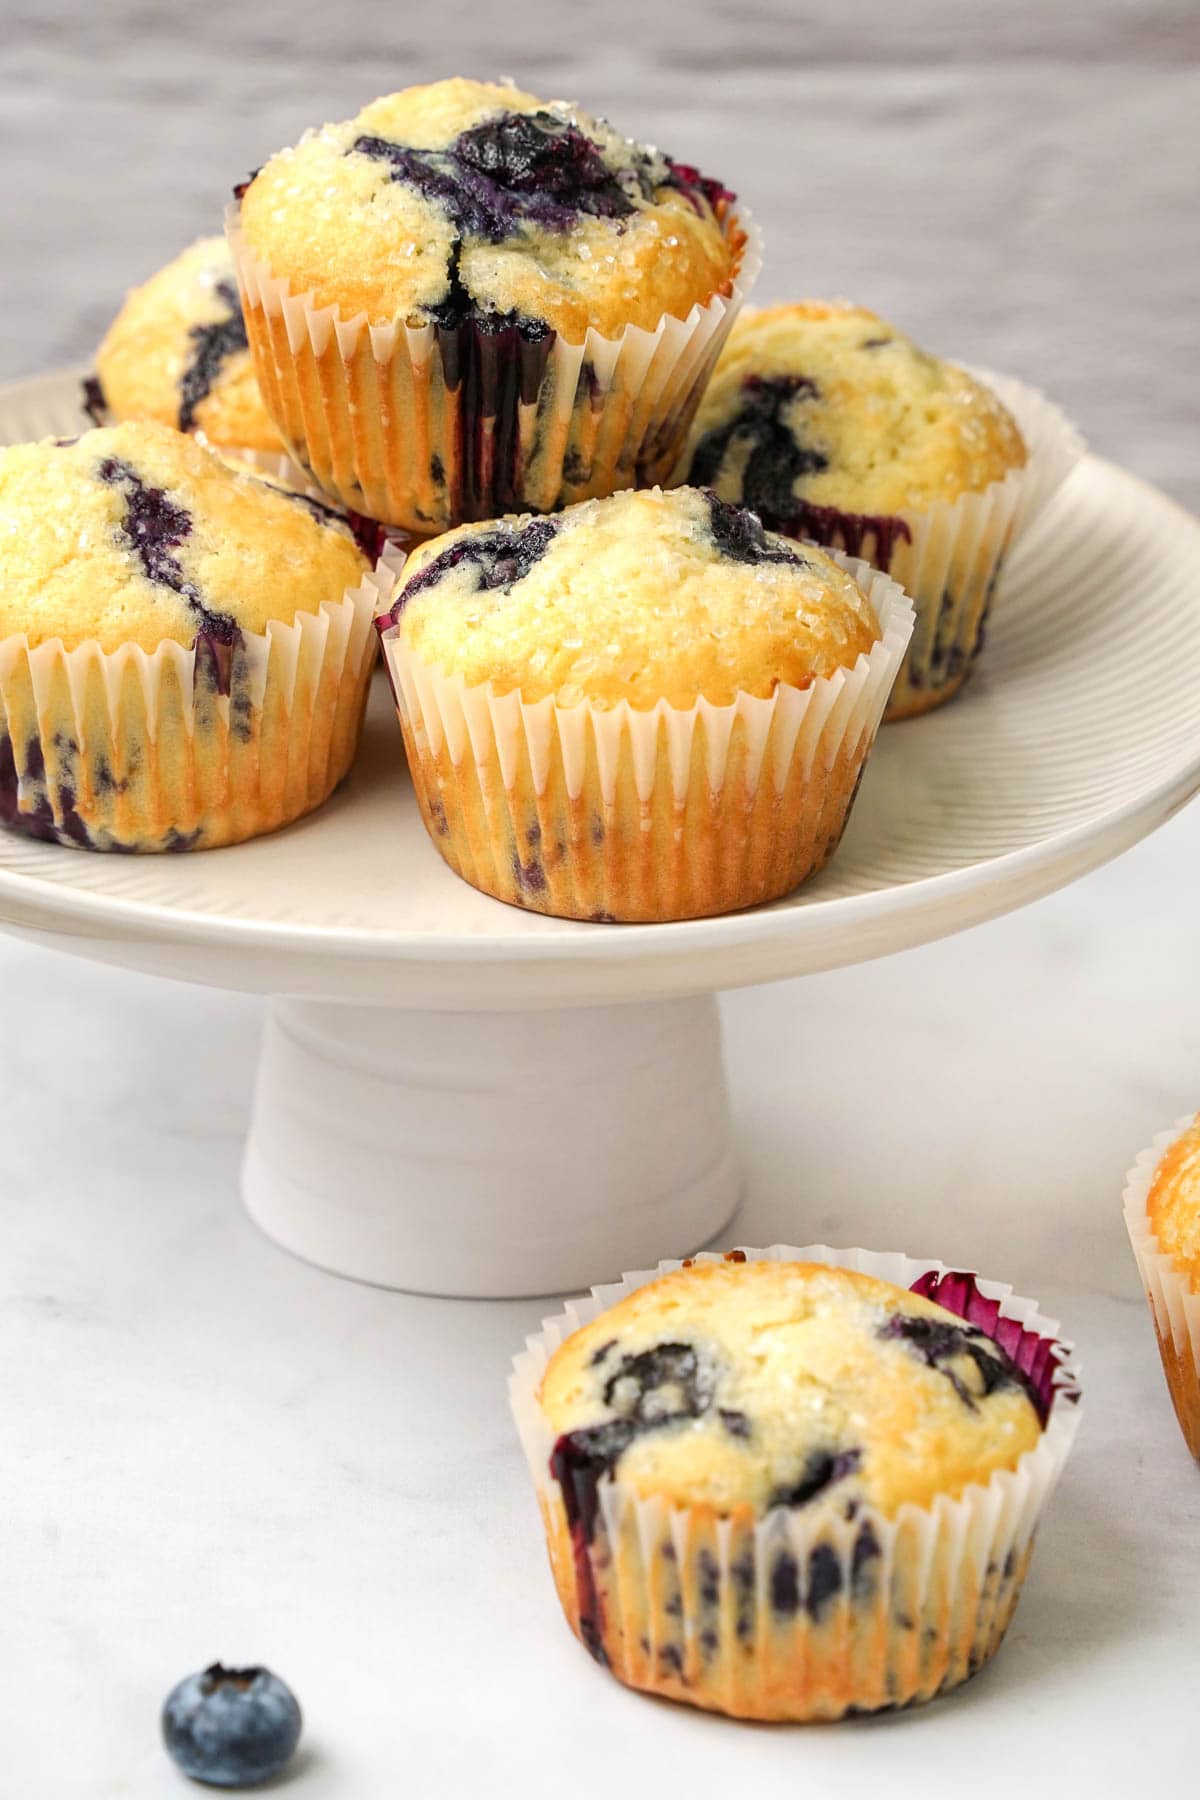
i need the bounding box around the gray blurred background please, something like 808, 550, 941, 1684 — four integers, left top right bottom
2, 0, 1196, 506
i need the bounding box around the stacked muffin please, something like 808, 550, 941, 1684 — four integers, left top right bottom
229, 78, 755, 532
2, 74, 1078, 895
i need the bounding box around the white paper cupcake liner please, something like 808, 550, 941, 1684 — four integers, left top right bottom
0, 543, 401, 853
227, 201, 762, 534
509, 1244, 1081, 1721
378, 553, 914, 921
1122, 1114, 1200, 1458
880, 369, 1083, 718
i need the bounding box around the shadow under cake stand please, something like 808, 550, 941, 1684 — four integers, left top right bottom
3, 370, 1200, 1297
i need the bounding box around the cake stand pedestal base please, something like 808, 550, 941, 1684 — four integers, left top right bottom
241, 994, 740, 1297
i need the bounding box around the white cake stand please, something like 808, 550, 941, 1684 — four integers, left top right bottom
4, 370, 1200, 1296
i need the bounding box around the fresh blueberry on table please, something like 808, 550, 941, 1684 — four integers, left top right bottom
161, 1664, 301, 1788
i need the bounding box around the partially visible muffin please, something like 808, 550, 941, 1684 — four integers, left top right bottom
0, 421, 376, 851
378, 484, 912, 920
515, 1252, 1076, 1720
1146, 1121, 1200, 1284
1125, 1114, 1200, 1457
90, 238, 284, 453
679, 302, 1029, 718
231, 78, 755, 529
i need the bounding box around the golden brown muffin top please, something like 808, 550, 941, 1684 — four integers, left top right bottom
1147, 1116, 1200, 1286
94, 238, 283, 453
682, 301, 1027, 519
237, 78, 737, 341
540, 1260, 1044, 1519
0, 421, 368, 653
390, 485, 881, 708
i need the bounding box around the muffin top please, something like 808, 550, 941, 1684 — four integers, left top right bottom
237, 77, 737, 341
1146, 1116, 1200, 1284
682, 302, 1027, 521
0, 421, 369, 653
540, 1259, 1044, 1519
388, 486, 880, 708
93, 238, 283, 453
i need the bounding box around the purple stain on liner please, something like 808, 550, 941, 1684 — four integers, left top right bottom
784, 498, 912, 569
704, 491, 805, 569
908, 1269, 1075, 1424
177, 279, 248, 434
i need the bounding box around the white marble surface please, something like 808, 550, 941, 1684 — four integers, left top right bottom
4, 2, 1200, 1789
4, 802, 1200, 1794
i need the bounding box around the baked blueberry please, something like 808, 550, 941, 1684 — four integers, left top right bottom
233, 79, 749, 531
0, 421, 373, 852
394, 516, 559, 607
161, 1664, 301, 1788
94, 239, 282, 452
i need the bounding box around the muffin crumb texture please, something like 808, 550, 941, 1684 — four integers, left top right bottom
685, 300, 1026, 520
540, 1259, 1043, 1519
0, 421, 368, 653
394, 486, 880, 708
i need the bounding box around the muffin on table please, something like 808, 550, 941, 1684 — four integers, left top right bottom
510, 1248, 1080, 1721
0, 420, 383, 852
229, 77, 758, 532
88, 238, 284, 455
376, 484, 913, 922
678, 301, 1071, 719
1124, 1114, 1200, 1458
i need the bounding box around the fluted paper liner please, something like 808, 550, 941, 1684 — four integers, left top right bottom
1122, 1114, 1200, 1458
0, 543, 401, 852
227, 201, 762, 534
509, 1244, 1081, 1721
379, 554, 913, 921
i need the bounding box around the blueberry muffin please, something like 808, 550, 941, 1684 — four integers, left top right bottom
0, 421, 379, 851
88, 238, 284, 455
229, 77, 758, 531
1124, 1114, 1200, 1458
377, 484, 913, 921
512, 1250, 1080, 1720
679, 302, 1033, 718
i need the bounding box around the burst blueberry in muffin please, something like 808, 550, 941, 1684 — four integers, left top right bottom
680, 302, 1030, 718
377, 484, 912, 921
89, 238, 284, 455
230, 78, 757, 531
513, 1251, 1079, 1720
0, 421, 378, 851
